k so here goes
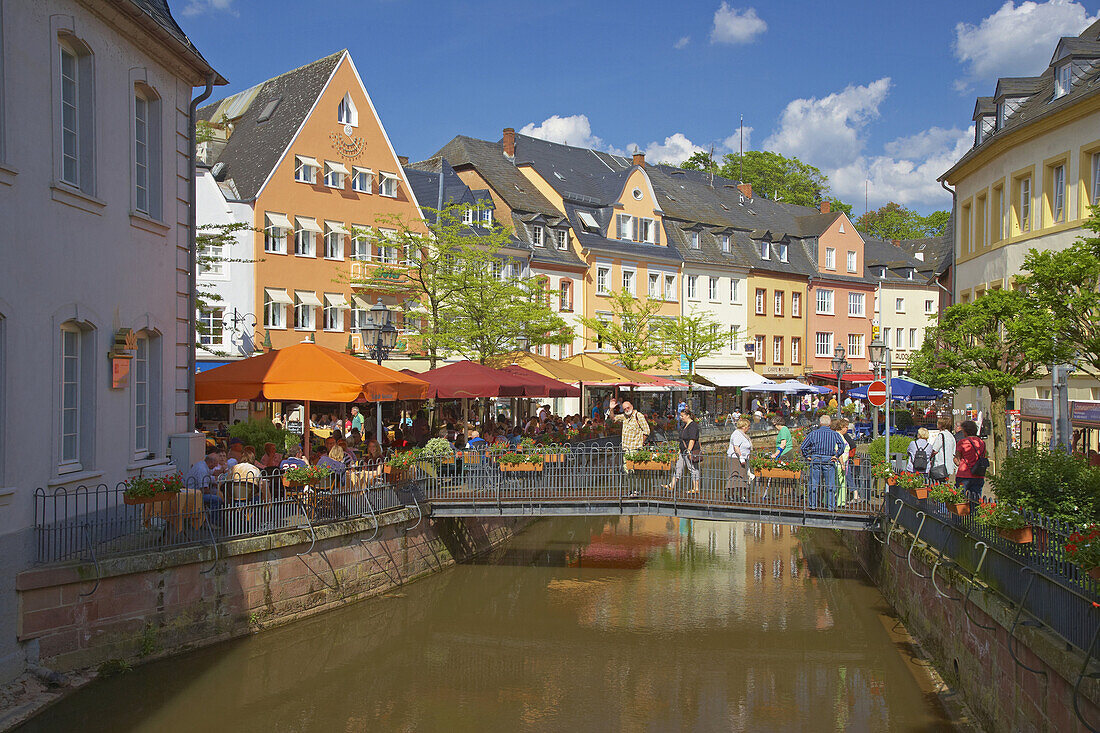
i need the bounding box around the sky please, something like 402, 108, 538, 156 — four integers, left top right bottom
176, 0, 1100, 215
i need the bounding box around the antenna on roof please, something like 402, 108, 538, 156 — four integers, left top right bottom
739, 114, 745, 184
708, 145, 715, 188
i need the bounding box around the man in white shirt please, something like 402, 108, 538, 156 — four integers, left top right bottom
186, 447, 226, 526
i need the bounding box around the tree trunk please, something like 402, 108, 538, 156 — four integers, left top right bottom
988, 390, 1008, 473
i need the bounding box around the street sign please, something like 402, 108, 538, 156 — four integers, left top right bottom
867, 380, 888, 407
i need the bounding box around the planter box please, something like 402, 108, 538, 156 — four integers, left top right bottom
907, 486, 928, 501
499, 463, 543, 472
758, 468, 801, 480
1088, 567, 1100, 582
123, 491, 179, 506
947, 502, 970, 516
383, 465, 410, 483
625, 460, 672, 471
540, 453, 567, 463
997, 526, 1034, 544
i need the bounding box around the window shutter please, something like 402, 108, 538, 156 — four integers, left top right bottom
655, 220, 661, 245
616, 215, 622, 239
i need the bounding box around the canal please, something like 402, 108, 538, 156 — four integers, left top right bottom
20, 518, 956, 731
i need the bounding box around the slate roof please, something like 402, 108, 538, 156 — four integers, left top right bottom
972, 97, 996, 119
197, 51, 344, 201
664, 219, 752, 270
793, 211, 843, 238
403, 157, 491, 217
125, 0, 224, 82
434, 136, 560, 215
862, 238, 931, 283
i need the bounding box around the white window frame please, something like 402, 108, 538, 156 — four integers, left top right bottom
709, 277, 719, 301
134, 93, 149, 214
324, 160, 346, 189
846, 250, 856, 273
1052, 164, 1066, 223
759, 241, 769, 260
622, 266, 636, 296
618, 214, 635, 242
690, 231, 700, 249
925, 299, 935, 314
848, 292, 865, 317
294, 294, 316, 331
773, 290, 783, 316
720, 234, 730, 252
909, 328, 919, 350
351, 226, 371, 261
198, 239, 225, 278
754, 335, 766, 363
895, 297, 905, 314
59, 325, 82, 471
379, 172, 399, 198
324, 222, 345, 260
596, 266, 610, 295
532, 226, 543, 247
815, 332, 833, 358
264, 291, 286, 330
755, 288, 765, 316
664, 274, 676, 301
294, 155, 318, 184
556, 229, 568, 250
1093, 153, 1100, 207
132, 335, 151, 456
730, 278, 740, 303
265, 213, 288, 254
775, 243, 788, 263
337, 92, 358, 126
1055, 63, 1072, 98
323, 294, 345, 332
686, 275, 698, 300
640, 218, 656, 244
647, 272, 660, 299
847, 333, 864, 359
895, 328, 904, 350
58, 38, 95, 191
791, 337, 801, 365
1020, 176, 1031, 232
816, 289, 834, 315
294, 228, 315, 257
559, 279, 573, 311
791, 292, 801, 318
198, 307, 224, 346
825, 247, 836, 270
351, 166, 373, 193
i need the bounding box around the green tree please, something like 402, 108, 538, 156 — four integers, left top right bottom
1017, 205, 1100, 375
922, 209, 951, 236
579, 290, 671, 372
908, 289, 1073, 469
679, 149, 852, 212
681, 151, 719, 173
855, 202, 949, 240
659, 310, 731, 388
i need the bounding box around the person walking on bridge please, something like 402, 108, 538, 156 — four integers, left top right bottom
800, 415, 845, 510
610, 398, 650, 465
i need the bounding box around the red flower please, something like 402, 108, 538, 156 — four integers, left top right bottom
1067, 543, 1079, 553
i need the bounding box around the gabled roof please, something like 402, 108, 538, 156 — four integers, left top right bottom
664, 219, 752, 270
993, 76, 1044, 99
1051, 36, 1100, 64
972, 96, 996, 119
862, 237, 931, 283
198, 51, 344, 201
434, 136, 560, 215
793, 211, 843, 238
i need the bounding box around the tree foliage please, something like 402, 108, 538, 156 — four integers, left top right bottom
681, 149, 851, 213
578, 291, 671, 372
854, 202, 950, 240
660, 310, 730, 386
196, 221, 257, 358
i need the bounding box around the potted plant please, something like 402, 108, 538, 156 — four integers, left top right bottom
977, 503, 1034, 544
384, 449, 422, 482
893, 471, 928, 500
122, 473, 183, 505
536, 443, 571, 463
422, 438, 455, 465
1064, 526, 1100, 581
624, 444, 675, 471
928, 482, 970, 515
498, 451, 543, 472
282, 464, 333, 489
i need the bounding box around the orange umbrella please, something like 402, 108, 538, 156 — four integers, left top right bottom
562, 353, 659, 385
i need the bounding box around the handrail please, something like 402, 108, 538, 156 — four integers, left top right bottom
1006, 569, 1049, 678
962, 541, 997, 632
907, 511, 930, 579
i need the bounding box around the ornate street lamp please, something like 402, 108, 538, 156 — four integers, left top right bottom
360, 298, 397, 366
830, 345, 851, 419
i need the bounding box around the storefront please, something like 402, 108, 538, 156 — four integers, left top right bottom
1018, 398, 1100, 460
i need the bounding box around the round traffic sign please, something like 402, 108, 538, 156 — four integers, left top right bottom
867, 380, 888, 408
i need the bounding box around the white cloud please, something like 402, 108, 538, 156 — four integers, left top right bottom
674, 35, 691, 49
710, 4, 767, 44
722, 125, 753, 153
182, 0, 236, 16
953, 1, 1099, 91
632, 134, 706, 165
519, 114, 603, 149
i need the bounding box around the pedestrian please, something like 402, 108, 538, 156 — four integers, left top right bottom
726, 417, 752, 500
834, 418, 856, 505
772, 417, 793, 459
664, 408, 701, 495
351, 406, 364, 434
612, 399, 651, 462
928, 417, 956, 482
186, 446, 227, 528
906, 427, 935, 475
800, 415, 845, 510
955, 420, 988, 506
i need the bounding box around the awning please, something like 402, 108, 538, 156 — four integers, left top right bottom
325, 160, 350, 175
694, 368, 769, 388
295, 216, 322, 233
264, 287, 293, 305
295, 155, 320, 168
295, 290, 322, 307
325, 293, 350, 309
265, 212, 292, 229
325, 220, 349, 236
380, 171, 400, 182
352, 295, 371, 309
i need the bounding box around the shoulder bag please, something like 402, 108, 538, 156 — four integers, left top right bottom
929, 432, 949, 481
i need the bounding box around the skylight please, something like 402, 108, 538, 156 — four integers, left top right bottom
577, 210, 600, 231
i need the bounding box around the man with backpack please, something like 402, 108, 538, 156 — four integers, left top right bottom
906, 427, 935, 475
955, 420, 989, 506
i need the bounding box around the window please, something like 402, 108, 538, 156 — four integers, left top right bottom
639, 218, 655, 243
491, 260, 503, 280
909, 328, 919, 349
617, 214, 634, 241
847, 333, 864, 359
462, 208, 473, 225
58, 37, 97, 192
595, 312, 613, 351
264, 289, 288, 329
351, 166, 373, 193
755, 289, 766, 315
294, 218, 318, 257
847, 251, 856, 273
925, 299, 935, 314
774, 290, 784, 316
198, 240, 224, 277
874, 294, 880, 313
815, 332, 833, 358
134, 87, 162, 217
1093, 152, 1100, 207
596, 266, 610, 295
791, 337, 801, 365
622, 267, 636, 296
775, 243, 788, 263
709, 277, 719, 301
974, 193, 987, 249
664, 274, 676, 301
687, 275, 698, 299
992, 183, 1005, 242
265, 213, 289, 254
59, 325, 82, 469
791, 292, 801, 318
730, 278, 740, 303
1018, 176, 1032, 232
816, 289, 834, 315
690, 231, 700, 249
324, 222, 346, 260
730, 325, 739, 350
895, 297, 904, 313
895, 327, 904, 350
1055, 63, 1072, 98
560, 280, 573, 311
578, 210, 600, 232
838, 223, 845, 234
324, 160, 347, 188
556, 229, 568, 250
532, 226, 543, 247
323, 294, 345, 331
848, 292, 865, 317
132, 335, 152, 456
720, 234, 730, 252
825, 247, 836, 270
294, 292, 317, 331
754, 335, 766, 363
480, 208, 493, 226
759, 241, 770, 260
379, 172, 399, 198
772, 336, 783, 364
351, 226, 370, 260
294, 155, 318, 183
337, 92, 357, 126
883, 327, 891, 347
403, 243, 419, 267
960, 200, 971, 253
350, 298, 367, 332
1051, 163, 1066, 223
198, 308, 223, 346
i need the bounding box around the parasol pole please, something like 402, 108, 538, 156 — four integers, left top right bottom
302, 399, 310, 456
376, 400, 382, 446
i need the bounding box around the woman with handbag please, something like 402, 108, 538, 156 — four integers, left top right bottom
928, 417, 956, 482
664, 408, 701, 495
726, 417, 752, 501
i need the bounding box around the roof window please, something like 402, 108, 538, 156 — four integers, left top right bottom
256, 98, 281, 123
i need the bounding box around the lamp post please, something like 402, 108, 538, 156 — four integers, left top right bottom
869, 336, 884, 441
830, 345, 851, 419
869, 336, 892, 466
360, 298, 398, 442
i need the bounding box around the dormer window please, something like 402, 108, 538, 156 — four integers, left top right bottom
462, 208, 473, 225
996, 102, 1006, 129
720, 234, 730, 252
337, 93, 357, 126
690, 231, 700, 249
577, 210, 600, 232
1055, 63, 1072, 98
532, 226, 543, 246
556, 230, 568, 250
775, 243, 788, 263
481, 208, 493, 226
759, 241, 770, 260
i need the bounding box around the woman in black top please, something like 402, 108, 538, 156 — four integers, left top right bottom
664, 408, 701, 495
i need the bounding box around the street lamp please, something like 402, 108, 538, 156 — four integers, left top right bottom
868, 335, 893, 465
360, 298, 398, 366
869, 335, 886, 440
830, 345, 851, 418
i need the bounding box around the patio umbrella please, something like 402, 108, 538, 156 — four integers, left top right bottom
847, 377, 943, 401
196, 341, 429, 450
416, 360, 547, 399
562, 354, 659, 385
498, 365, 581, 398
491, 352, 620, 417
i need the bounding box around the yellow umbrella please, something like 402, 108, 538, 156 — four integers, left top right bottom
563, 354, 660, 384
490, 351, 610, 383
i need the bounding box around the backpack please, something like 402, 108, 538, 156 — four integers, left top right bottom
912, 441, 930, 473
969, 439, 990, 476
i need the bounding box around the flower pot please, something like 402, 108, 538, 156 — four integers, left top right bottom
123, 491, 178, 505
1088, 567, 1100, 582
541, 453, 566, 463
947, 502, 970, 516
851, 457, 861, 466
907, 486, 928, 501
998, 526, 1034, 544
759, 468, 801, 480
500, 463, 543, 472
886, 476, 897, 486
625, 460, 672, 471
282, 476, 308, 490
383, 465, 407, 483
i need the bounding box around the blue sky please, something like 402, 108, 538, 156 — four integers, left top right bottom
177, 0, 1100, 214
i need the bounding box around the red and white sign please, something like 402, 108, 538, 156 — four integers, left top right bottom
867, 380, 888, 407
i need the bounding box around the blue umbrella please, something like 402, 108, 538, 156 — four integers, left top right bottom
847, 377, 943, 401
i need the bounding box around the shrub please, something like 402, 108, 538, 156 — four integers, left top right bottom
988, 447, 1100, 523
976, 502, 1030, 530
228, 419, 298, 455
1065, 526, 1100, 570
867, 435, 913, 461
893, 411, 915, 429
420, 438, 455, 460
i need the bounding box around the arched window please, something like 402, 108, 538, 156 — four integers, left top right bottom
58, 320, 95, 473
57, 34, 95, 192
337, 93, 357, 126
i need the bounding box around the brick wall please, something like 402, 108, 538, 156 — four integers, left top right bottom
16, 512, 529, 672
846, 529, 1100, 732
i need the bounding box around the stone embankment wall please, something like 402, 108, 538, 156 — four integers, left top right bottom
845, 528, 1100, 732
15, 512, 528, 672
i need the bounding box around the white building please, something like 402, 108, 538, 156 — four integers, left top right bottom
864, 237, 942, 376
0, 0, 222, 680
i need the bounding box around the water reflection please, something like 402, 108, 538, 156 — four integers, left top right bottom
21, 518, 954, 732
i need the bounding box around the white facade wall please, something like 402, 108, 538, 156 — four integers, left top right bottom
529, 264, 585, 359
0, 0, 212, 680
872, 281, 940, 374
681, 266, 750, 364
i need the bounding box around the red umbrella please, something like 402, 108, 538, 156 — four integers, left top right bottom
416, 360, 547, 399
498, 364, 580, 398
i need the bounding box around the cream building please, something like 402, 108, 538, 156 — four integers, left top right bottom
864, 238, 941, 376
941, 18, 1100, 405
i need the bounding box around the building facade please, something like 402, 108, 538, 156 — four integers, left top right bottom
864, 237, 942, 376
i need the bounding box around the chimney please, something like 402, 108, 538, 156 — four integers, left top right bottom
503, 127, 515, 159
397, 155, 408, 166
737, 182, 752, 199
819, 200, 831, 214
632, 151, 645, 168
891, 239, 901, 247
